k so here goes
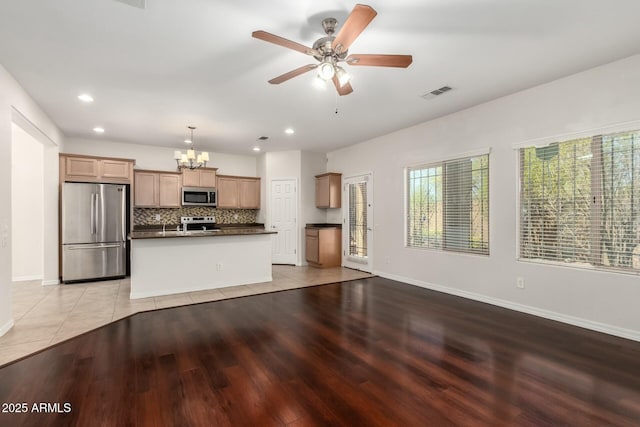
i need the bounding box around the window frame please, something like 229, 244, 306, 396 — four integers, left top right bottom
405, 149, 491, 256
516, 129, 640, 275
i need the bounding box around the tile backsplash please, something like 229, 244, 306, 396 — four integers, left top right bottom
134, 207, 257, 225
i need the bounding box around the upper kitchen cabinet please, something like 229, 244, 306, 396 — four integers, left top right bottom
134, 171, 158, 207
182, 168, 217, 188
60, 154, 135, 184
239, 178, 260, 208
217, 175, 260, 209
134, 170, 181, 208
315, 173, 341, 208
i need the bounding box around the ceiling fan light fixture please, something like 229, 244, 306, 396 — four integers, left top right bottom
317, 61, 335, 81
336, 66, 351, 87
313, 76, 328, 90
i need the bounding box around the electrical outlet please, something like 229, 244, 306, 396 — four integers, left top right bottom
216, 263, 223, 271
155, 214, 161, 221
516, 277, 525, 289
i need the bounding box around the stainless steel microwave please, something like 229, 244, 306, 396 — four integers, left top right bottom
182, 187, 217, 207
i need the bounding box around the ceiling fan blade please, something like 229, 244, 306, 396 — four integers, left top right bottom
268, 64, 317, 84
252, 30, 318, 56
332, 4, 377, 54
332, 75, 354, 96
346, 54, 413, 68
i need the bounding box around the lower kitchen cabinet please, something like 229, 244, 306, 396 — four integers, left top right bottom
305, 226, 341, 268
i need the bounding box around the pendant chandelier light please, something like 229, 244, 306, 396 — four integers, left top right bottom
174, 126, 209, 170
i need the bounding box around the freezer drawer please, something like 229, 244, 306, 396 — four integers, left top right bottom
62, 242, 126, 282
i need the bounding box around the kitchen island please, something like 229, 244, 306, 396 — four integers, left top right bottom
128, 228, 276, 299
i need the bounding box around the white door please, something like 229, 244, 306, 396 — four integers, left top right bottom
270, 179, 297, 264
343, 173, 373, 272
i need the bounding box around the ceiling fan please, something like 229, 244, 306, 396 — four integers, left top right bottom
252, 4, 412, 96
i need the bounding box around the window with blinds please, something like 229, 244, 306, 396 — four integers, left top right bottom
519, 130, 640, 273
348, 181, 368, 258
406, 154, 489, 255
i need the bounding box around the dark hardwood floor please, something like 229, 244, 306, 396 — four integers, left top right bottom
1, 277, 639, 426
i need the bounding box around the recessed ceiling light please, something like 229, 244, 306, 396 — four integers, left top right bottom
284, 128, 295, 135
253, 146, 261, 152
78, 94, 94, 103
184, 139, 192, 144
93, 127, 105, 133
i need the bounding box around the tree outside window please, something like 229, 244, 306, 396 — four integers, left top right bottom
520, 131, 640, 272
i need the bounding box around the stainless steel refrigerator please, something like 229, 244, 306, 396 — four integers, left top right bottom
62, 182, 127, 282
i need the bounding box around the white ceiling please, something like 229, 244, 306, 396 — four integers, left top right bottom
1, 0, 639, 155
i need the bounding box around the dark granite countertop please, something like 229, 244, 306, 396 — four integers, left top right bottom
218, 223, 265, 229
132, 223, 265, 232
129, 228, 275, 240
305, 223, 342, 229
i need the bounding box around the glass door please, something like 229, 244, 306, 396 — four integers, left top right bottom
343, 173, 373, 272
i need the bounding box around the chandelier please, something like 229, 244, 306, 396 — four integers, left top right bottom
174, 126, 209, 170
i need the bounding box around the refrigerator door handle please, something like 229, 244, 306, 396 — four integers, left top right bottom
121, 189, 126, 242
67, 243, 123, 250
90, 193, 96, 235
94, 192, 99, 235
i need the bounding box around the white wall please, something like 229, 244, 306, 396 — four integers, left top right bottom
0, 64, 63, 336
263, 151, 301, 263
11, 123, 44, 281
327, 54, 640, 341
64, 137, 258, 176
301, 151, 330, 263
260, 151, 328, 265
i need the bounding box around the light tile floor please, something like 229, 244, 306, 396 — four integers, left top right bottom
0, 266, 372, 366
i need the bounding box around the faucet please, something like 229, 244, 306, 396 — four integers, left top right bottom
162, 223, 166, 233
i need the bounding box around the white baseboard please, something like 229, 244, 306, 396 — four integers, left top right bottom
0, 319, 15, 337
42, 279, 60, 286
375, 270, 640, 343
12, 275, 43, 282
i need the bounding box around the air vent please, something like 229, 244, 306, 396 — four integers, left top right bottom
421, 85, 452, 100
114, 0, 146, 9
257, 136, 269, 141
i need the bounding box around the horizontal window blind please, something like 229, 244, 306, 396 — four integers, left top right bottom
519, 130, 640, 272
407, 154, 489, 255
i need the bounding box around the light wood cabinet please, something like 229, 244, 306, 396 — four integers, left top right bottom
158, 173, 182, 207
239, 179, 260, 209
60, 154, 134, 184
305, 227, 342, 268
217, 176, 239, 208
134, 170, 181, 208
101, 159, 132, 181
65, 156, 99, 179
134, 171, 158, 207
217, 175, 260, 209
182, 168, 217, 188
315, 173, 341, 208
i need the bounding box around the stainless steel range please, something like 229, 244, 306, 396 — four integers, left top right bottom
180, 216, 220, 231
